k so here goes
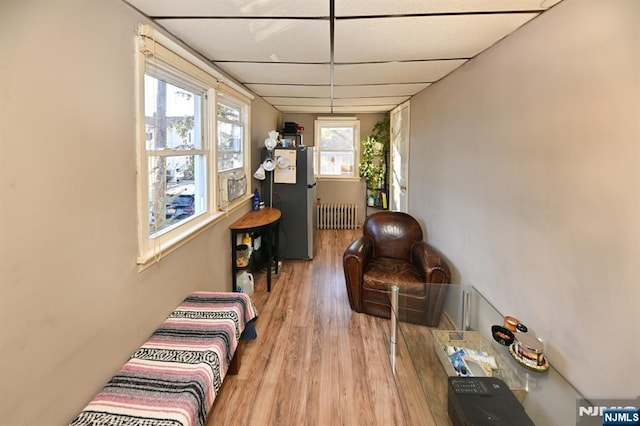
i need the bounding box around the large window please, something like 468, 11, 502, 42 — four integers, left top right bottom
144, 73, 208, 237
136, 24, 251, 266
314, 118, 360, 178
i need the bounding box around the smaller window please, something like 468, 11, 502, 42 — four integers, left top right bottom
217, 92, 249, 207
314, 119, 360, 178
217, 97, 245, 173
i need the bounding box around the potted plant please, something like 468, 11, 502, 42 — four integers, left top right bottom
360, 113, 390, 208
371, 112, 390, 151
359, 136, 386, 190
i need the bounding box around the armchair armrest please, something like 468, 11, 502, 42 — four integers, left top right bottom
343, 236, 373, 312
411, 241, 451, 283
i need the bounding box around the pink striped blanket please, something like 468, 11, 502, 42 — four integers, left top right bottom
70, 291, 258, 426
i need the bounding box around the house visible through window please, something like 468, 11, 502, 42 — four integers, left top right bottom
314, 118, 360, 178
144, 74, 207, 237
217, 96, 244, 173
135, 24, 252, 267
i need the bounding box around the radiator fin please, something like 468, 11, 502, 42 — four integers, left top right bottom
317, 204, 358, 229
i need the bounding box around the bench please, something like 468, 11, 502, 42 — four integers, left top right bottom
71, 291, 258, 426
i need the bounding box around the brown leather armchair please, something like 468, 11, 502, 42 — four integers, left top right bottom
343, 211, 451, 326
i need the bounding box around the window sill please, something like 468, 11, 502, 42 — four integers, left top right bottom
137, 194, 251, 271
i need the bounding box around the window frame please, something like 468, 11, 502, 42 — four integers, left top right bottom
216, 90, 251, 208
314, 118, 361, 180
143, 71, 211, 233
135, 24, 253, 268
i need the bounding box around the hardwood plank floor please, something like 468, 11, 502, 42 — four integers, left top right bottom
207, 229, 430, 425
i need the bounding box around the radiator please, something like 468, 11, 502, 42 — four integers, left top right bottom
317, 204, 358, 229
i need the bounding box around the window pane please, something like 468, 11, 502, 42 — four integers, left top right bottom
319, 126, 355, 151
217, 102, 240, 121
144, 73, 207, 237
316, 122, 357, 177
320, 152, 354, 176
144, 75, 202, 151
217, 99, 244, 172
166, 155, 195, 182
217, 120, 243, 172
148, 154, 206, 236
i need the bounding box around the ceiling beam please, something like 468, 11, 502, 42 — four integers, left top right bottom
329, 0, 335, 114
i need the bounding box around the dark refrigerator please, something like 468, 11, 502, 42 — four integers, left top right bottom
262, 146, 317, 259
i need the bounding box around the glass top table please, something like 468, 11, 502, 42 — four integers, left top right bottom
387, 282, 585, 425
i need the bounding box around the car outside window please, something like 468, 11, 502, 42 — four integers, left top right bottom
135, 24, 252, 267
144, 75, 207, 236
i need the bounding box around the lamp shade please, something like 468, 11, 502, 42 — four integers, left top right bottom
264, 137, 277, 150
262, 158, 275, 171
253, 164, 266, 180
276, 156, 290, 169
264, 130, 279, 150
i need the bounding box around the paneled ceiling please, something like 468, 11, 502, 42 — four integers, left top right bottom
124, 0, 563, 114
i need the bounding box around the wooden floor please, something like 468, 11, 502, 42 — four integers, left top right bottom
207, 229, 434, 425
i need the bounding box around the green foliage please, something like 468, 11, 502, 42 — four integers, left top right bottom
171, 115, 195, 145
359, 136, 386, 189
359, 113, 391, 189
371, 112, 390, 150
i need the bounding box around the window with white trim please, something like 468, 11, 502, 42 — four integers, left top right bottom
217, 91, 249, 207
135, 24, 251, 266
314, 118, 360, 178
143, 72, 208, 237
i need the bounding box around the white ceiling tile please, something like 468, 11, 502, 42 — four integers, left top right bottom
267, 97, 409, 112
161, 19, 329, 62
216, 63, 330, 84
336, 0, 561, 16
263, 97, 331, 106
333, 83, 431, 98
334, 13, 538, 62
332, 96, 410, 107
277, 106, 333, 113
334, 60, 465, 85
125, 0, 328, 17
130, 0, 561, 114
246, 84, 330, 98
332, 105, 398, 113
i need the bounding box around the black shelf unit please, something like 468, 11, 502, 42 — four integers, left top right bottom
365, 149, 388, 210
278, 132, 303, 148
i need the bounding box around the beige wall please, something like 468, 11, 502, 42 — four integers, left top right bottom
409, 0, 639, 399
250, 99, 283, 190
0, 1, 279, 424
283, 113, 385, 225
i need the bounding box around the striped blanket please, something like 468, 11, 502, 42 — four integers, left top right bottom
71, 292, 258, 426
